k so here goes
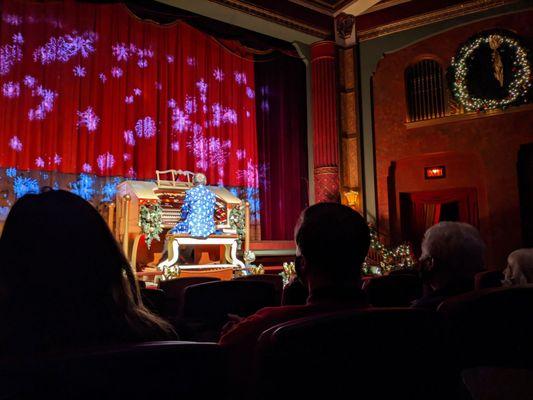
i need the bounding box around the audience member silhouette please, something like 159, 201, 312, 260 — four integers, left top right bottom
220, 203, 370, 382
502, 248, 533, 286
412, 221, 486, 310
0, 190, 175, 356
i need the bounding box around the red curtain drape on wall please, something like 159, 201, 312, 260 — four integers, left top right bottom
255, 54, 309, 240
0, 0, 258, 188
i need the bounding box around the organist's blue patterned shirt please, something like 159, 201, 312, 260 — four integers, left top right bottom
170, 184, 216, 238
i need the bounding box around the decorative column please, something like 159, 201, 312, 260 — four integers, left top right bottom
311, 41, 340, 203
336, 13, 364, 212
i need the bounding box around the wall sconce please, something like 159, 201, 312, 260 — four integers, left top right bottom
343, 190, 361, 210
424, 166, 446, 179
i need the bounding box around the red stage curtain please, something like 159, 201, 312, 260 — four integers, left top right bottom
0, 0, 258, 188
255, 54, 309, 240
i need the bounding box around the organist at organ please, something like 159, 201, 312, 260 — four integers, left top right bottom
114, 170, 248, 280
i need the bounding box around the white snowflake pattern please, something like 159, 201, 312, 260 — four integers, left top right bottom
133, 88, 142, 96
0, 37, 23, 76
166, 55, 174, 63
167, 99, 176, 109
185, 95, 197, 114
33, 31, 97, 65
196, 79, 208, 103
123, 130, 135, 146
213, 68, 224, 81
73, 65, 86, 77
77, 106, 100, 132
12, 33, 24, 45
246, 87, 255, 99
28, 85, 58, 121
35, 157, 45, 168
237, 159, 259, 187
97, 152, 115, 172
222, 108, 238, 124
171, 141, 180, 152
112, 43, 129, 61
3, 14, 22, 26
134, 116, 156, 139
211, 103, 237, 126
172, 108, 191, 133
9, 136, 22, 152
82, 163, 92, 173
187, 130, 231, 172
53, 153, 62, 165
111, 67, 123, 78
2, 81, 20, 98
125, 95, 134, 104
137, 59, 148, 68
23, 75, 36, 88
234, 71, 247, 85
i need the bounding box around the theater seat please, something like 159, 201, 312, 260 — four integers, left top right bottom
140, 288, 166, 316
253, 308, 466, 400
364, 274, 422, 307
180, 280, 277, 341
438, 286, 533, 369
0, 341, 227, 399
474, 270, 503, 290
233, 274, 283, 305
159, 277, 220, 317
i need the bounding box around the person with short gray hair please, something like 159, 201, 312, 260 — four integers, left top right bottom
413, 221, 486, 310
502, 248, 533, 286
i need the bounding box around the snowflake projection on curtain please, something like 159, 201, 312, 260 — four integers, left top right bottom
124, 130, 136, 146
23, 75, 36, 88
172, 108, 191, 133
0, 33, 23, 76
33, 31, 97, 64
28, 85, 58, 121
35, 157, 45, 168
97, 152, 115, 173
134, 116, 156, 139
77, 106, 100, 132
73, 65, 86, 77
3, 81, 20, 98
13, 176, 39, 198
9, 136, 22, 152
82, 163, 92, 173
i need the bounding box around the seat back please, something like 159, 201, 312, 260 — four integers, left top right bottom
438, 286, 533, 368
140, 288, 166, 316
181, 280, 277, 341
159, 277, 220, 317
364, 274, 422, 306
233, 274, 283, 305
254, 308, 462, 400
0, 341, 227, 399
474, 270, 503, 290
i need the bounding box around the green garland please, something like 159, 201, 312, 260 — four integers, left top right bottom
229, 201, 246, 249
362, 225, 415, 276
139, 202, 163, 249
450, 30, 532, 112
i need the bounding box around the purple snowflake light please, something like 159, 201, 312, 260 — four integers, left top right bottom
12, 33, 24, 45
124, 130, 135, 146
137, 59, 148, 69
236, 149, 247, 160
237, 159, 259, 188
99, 73, 107, 83
35, 157, 45, 168
167, 99, 176, 109
171, 141, 180, 152
9, 136, 22, 152
2, 81, 20, 98
28, 85, 58, 121
234, 71, 247, 85
186, 57, 196, 66
246, 87, 255, 99
213, 68, 224, 81
166, 55, 174, 63
196, 79, 208, 103
185, 95, 197, 114
112, 43, 129, 62
97, 152, 115, 173
33, 31, 97, 65
134, 116, 156, 139
133, 88, 142, 96
73, 65, 86, 77
53, 153, 62, 165
3, 14, 22, 26
82, 163, 92, 173
111, 67, 123, 78
0, 40, 23, 76
125, 95, 134, 104
123, 153, 131, 161
172, 108, 191, 133
77, 106, 100, 132
222, 108, 238, 124
23, 75, 36, 88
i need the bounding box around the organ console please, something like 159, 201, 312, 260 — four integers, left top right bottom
114, 170, 249, 275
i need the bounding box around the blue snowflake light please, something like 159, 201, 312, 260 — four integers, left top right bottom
102, 178, 121, 202
13, 176, 39, 198
70, 173, 95, 201
6, 167, 17, 178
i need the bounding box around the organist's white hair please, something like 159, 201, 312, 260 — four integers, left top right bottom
193, 173, 207, 185
421, 221, 486, 277
505, 248, 533, 285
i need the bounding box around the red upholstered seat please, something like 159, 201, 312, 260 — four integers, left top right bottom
364, 274, 422, 307
0, 341, 227, 399
158, 277, 220, 317
253, 308, 466, 400
233, 274, 283, 305
474, 270, 503, 290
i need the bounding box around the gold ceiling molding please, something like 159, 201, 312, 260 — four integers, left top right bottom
357, 0, 520, 42
207, 0, 331, 38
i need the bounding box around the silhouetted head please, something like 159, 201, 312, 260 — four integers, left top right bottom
419, 221, 486, 290
0, 190, 173, 354
294, 203, 370, 289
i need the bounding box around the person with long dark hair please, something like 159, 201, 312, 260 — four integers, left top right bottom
0, 190, 175, 356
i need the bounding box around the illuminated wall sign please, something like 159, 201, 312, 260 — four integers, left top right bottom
424, 166, 446, 179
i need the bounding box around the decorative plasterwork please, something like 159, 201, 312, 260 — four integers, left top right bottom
207, 0, 331, 38
358, 0, 520, 41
